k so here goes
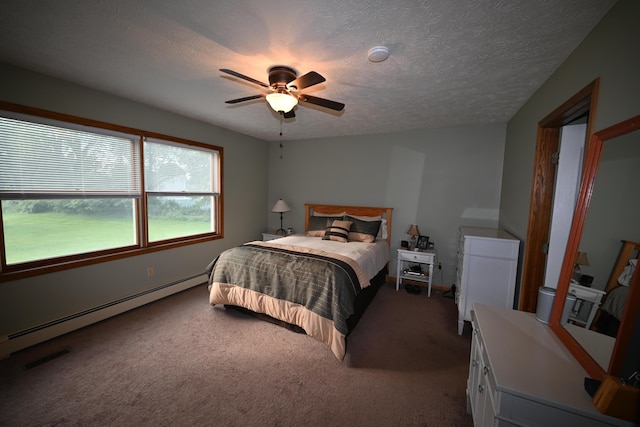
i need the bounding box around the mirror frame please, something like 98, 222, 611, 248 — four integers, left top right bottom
549, 114, 640, 381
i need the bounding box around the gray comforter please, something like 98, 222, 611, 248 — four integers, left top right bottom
206, 243, 363, 336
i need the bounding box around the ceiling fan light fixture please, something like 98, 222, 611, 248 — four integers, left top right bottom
221, 67, 343, 117
266, 93, 298, 113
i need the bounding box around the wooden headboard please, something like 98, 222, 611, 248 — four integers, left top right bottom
605, 239, 640, 293
304, 203, 393, 246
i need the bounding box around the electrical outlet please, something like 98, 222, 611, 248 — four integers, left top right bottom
147, 267, 155, 277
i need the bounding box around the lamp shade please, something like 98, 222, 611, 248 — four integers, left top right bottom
266, 93, 298, 113
272, 199, 291, 213
406, 224, 420, 236
575, 251, 590, 266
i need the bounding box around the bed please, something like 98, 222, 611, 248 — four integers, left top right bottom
592, 240, 639, 336
206, 203, 393, 359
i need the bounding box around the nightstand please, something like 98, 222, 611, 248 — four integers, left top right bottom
567, 281, 606, 329
396, 248, 437, 297
262, 232, 283, 241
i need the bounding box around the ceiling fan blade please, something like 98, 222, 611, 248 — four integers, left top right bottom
287, 71, 325, 90
299, 94, 345, 111
282, 110, 296, 119
224, 94, 264, 104
220, 69, 269, 88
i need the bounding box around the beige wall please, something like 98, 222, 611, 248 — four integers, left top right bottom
0, 63, 269, 337
267, 124, 507, 285
499, 0, 640, 293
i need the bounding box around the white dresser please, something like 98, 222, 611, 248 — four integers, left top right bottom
456, 227, 519, 335
468, 304, 633, 426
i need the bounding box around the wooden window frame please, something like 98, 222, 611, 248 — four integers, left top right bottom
0, 101, 224, 282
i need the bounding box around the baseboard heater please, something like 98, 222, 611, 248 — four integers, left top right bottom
0, 273, 208, 359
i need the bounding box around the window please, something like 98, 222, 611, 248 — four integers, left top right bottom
144, 138, 220, 243
0, 105, 222, 279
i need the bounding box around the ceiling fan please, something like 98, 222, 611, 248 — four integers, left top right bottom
220, 66, 345, 118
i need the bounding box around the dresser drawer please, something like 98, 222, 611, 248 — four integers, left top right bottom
465, 237, 518, 259
481, 345, 498, 406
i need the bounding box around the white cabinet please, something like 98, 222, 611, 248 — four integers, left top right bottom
456, 227, 519, 335
467, 304, 633, 426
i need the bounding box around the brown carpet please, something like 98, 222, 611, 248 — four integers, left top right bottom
0, 282, 473, 427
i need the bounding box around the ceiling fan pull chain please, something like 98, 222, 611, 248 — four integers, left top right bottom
279, 115, 284, 159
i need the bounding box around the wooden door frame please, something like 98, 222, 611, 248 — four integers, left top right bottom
519, 79, 600, 312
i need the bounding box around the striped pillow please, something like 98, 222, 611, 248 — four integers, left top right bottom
322, 220, 353, 243
306, 215, 343, 237
345, 215, 382, 243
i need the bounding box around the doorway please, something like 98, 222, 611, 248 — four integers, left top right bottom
543, 123, 586, 289
519, 79, 600, 312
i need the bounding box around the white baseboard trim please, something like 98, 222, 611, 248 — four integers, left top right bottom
0, 274, 207, 359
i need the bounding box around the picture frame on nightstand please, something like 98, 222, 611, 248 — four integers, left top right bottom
416, 235, 429, 250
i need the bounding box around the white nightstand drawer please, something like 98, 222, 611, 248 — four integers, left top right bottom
398, 250, 435, 263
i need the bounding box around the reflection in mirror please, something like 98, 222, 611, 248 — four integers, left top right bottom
549, 115, 640, 381
563, 131, 640, 371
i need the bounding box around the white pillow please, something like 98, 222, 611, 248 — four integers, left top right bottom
379, 219, 388, 239
312, 211, 347, 217
618, 259, 637, 286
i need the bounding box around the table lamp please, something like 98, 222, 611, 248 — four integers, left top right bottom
407, 224, 420, 251
572, 251, 590, 282
272, 199, 291, 235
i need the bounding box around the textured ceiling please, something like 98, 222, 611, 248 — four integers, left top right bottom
0, 0, 616, 142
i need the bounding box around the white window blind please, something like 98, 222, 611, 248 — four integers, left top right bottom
0, 115, 141, 198
144, 138, 218, 194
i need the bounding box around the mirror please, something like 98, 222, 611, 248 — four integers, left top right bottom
549, 115, 640, 381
